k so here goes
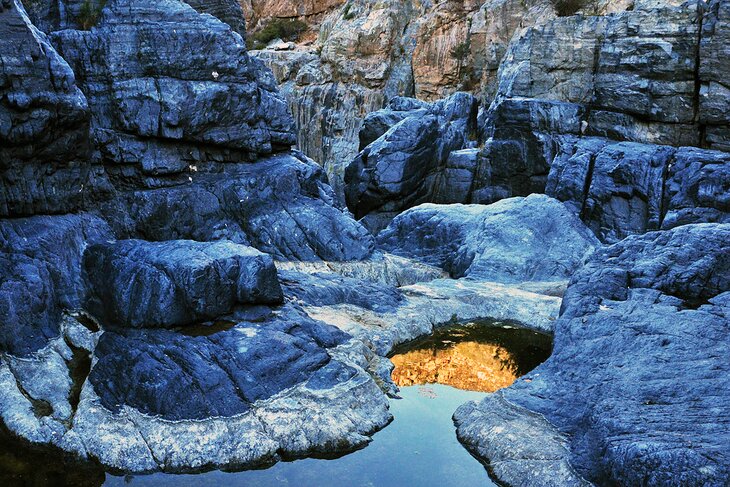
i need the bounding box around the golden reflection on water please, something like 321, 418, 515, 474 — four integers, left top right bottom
389, 323, 551, 393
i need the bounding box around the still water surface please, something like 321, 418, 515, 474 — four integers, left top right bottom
1, 322, 551, 486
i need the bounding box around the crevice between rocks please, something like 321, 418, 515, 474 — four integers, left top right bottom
7, 362, 54, 418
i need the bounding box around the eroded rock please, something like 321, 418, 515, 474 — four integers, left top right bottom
84, 240, 283, 328
455, 223, 730, 485
378, 194, 599, 282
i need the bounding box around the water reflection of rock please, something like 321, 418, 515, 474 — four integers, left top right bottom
390, 322, 552, 393
0, 431, 105, 487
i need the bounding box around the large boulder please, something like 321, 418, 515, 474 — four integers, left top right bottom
83, 240, 283, 328
344, 92, 479, 231
455, 223, 730, 486
377, 194, 599, 283
546, 137, 673, 243
70, 305, 391, 472
471, 98, 585, 204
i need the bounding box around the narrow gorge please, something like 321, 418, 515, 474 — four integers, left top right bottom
0, 0, 728, 485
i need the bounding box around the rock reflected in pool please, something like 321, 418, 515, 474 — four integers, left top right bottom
389, 322, 552, 393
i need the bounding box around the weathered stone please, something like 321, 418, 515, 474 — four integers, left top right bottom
50, 0, 296, 179
100, 152, 375, 262
0, 0, 113, 216
378, 194, 599, 283
83, 240, 283, 329
546, 137, 673, 242
471, 98, 584, 204
456, 224, 730, 485
344, 92, 478, 226
494, 1, 728, 150
662, 146, 730, 229
0, 214, 112, 356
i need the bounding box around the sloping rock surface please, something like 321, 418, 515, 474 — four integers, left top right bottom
455, 223, 730, 486
84, 240, 283, 328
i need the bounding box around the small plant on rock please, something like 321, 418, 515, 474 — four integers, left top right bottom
249, 18, 308, 50
77, 0, 106, 30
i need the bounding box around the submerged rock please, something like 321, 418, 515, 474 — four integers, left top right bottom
455, 223, 730, 486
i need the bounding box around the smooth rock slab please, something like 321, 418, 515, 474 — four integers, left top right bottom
378, 194, 599, 283
84, 240, 283, 328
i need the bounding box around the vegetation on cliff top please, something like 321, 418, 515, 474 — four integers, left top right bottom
248, 18, 308, 50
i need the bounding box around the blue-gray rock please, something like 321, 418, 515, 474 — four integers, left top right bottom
279, 269, 404, 313
471, 98, 584, 205
100, 152, 375, 262
89, 306, 348, 421
344, 92, 478, 228
546, 136, 673, 243
0, 214, 113, 356
546, 136, 730, 243
455, 223, 730, 486
358, 97, 430, 151
50, 0, 295, 181
0, 0, 113, 216
662, 146, 730, 229
83, 240, 283, 329
701, 0, 730, 151
378, 194, 599, 283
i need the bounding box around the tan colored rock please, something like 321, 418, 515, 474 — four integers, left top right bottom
242, 0, 345, 29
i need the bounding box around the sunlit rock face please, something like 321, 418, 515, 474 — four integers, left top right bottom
390, 323, 552, 393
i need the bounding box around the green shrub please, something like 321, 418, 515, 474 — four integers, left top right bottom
551, 0, 589, 16
450, 41, 470, 62
342, 3, 356, 20
249, 18, 308, 50
77, 0, 106, 30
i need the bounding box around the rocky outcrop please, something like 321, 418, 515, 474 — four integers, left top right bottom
100, 152, 375, 261
344, 92, 479, 232
0, 0, 112, 216
455, 223, 730, 485
249, 0, 561, 201
84, 240, 283, 328
0, 0, 386, 474
378, 194, 599, 282
51, 0, 295, 183
494, 0, 729, 151
0, 213, 112, 356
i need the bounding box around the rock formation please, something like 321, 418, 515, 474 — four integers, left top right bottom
1, 0, 729, 483
455, 223, 730, 485
346, 1, 730, 242
0, 0, 385, 471
244, 0, 658, 201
